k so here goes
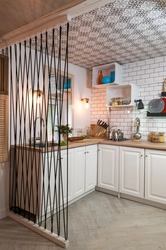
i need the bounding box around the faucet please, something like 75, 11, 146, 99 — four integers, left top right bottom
32, 117, 45, 144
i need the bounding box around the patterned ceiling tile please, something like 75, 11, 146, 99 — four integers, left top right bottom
140, 2, 155, 11
27, 0, 166, 69
122, 8, 137, 17
114, 0, 129, 8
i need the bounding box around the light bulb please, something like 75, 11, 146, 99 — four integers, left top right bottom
85, 101, 89, 109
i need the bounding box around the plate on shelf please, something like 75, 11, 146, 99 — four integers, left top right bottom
161, 98, 166, 113
148, 99, 164, 113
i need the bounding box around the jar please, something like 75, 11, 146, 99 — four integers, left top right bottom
151, 134, 160, 143
148, 132, 156, 142
111, 98, 118, 106
158, 132, 165, 143
117, 97, 123, 105
149, 132, 165, 143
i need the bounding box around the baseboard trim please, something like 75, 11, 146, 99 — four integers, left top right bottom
120, 193, 166, 210
8, 211, 69, 248
95, 186, 166, 211
95, 186, 118, 197
0, 207, 8, 219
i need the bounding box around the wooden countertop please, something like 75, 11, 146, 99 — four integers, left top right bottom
101, 139, 166, 151
12, 138, 166, 152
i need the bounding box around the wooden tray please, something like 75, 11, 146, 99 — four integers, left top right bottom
68, 136, 84, 141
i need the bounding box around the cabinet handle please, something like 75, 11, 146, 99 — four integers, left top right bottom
87, 151, 89, 153
84, 152, 86, 154
98, 149, 100, 151
140, 154, 143, 157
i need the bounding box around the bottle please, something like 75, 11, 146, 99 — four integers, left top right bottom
98, 70, 103, 84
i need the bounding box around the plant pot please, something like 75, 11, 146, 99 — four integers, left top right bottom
62, 134, 68, 142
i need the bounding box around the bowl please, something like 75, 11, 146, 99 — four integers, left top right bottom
102, 76, 111, 84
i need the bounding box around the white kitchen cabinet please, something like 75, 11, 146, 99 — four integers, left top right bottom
145, 149, 166, 204
73, 145, 97, 198
73, 147, 85, 198
60, 149, 74, 204
98, 144, 119, 192
119, 146, 144, 198
85, 144, 97, 192
41, 150, 73, 216
106, 83, 138, 108
92, 62, 122, 88
41, 151, 58, 216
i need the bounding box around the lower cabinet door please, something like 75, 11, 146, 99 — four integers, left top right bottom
85, 145, 97, 192
61, 149, 74, 204
119, 146, 144, 198
98, 144, 119, 191
145, 149, 166, 204
73, 147, 85, 198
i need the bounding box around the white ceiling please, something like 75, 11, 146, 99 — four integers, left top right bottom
1, 0, 166, 69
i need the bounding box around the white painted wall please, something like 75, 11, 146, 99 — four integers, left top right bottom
68, 63, 91, 135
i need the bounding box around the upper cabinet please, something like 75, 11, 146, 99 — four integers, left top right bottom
92, 62, 122, 88
106, 83, 138, 108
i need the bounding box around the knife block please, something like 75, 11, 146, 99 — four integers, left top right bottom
90, 124, 107, 138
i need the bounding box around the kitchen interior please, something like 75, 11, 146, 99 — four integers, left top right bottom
1, 0, 166, 249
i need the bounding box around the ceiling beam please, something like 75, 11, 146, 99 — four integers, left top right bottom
0, 14, 70, 49
0, 0, 85, 49
0, 0, 115, 49
65, 0, 116, 18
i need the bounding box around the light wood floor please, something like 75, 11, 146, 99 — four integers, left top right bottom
1, 191, 166, 250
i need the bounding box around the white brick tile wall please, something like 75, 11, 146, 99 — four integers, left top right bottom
91, 56, 166, 140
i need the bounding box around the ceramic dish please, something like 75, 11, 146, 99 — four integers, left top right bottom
148, 99, 164, 113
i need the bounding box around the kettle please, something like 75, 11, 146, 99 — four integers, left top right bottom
108, 128, 124, 141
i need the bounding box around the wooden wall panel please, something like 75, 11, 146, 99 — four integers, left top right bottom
0, 95, 8, 162
0, 55, 8, 95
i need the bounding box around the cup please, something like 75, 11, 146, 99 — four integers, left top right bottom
110, 71, 115, 83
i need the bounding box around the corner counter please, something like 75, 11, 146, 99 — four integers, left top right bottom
100, 139, 166, 151
12, 138, 166, 152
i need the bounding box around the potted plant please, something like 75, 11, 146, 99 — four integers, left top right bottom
55, 124, 73, 142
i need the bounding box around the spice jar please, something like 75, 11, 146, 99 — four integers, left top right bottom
148, 132, 156, 142
111, 98, 118, 106
117, 97, 123, 105
158, 132, 165, 143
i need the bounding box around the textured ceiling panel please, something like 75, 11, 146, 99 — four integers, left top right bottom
28, 0, 166, 69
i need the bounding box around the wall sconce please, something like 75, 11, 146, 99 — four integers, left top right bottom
81, 98, 89, 109
30, 89, 43, 104
33, 90, 43, 97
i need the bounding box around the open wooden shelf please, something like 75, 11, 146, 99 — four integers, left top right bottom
147, 112, 166, 117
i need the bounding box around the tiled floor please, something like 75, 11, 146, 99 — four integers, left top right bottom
1, 191, 166, 250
